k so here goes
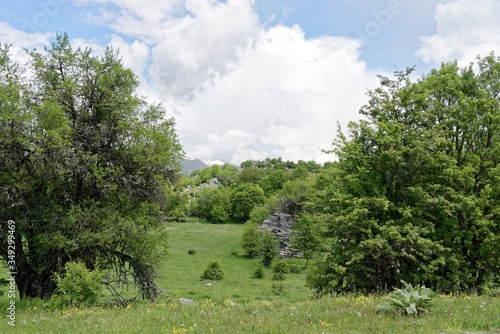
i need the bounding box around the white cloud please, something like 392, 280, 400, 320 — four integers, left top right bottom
2, 0, 386, 165
148, 0, 260, 102
416, 0, 500, 66
176, 24, 380, 164
0, 22, 51, 64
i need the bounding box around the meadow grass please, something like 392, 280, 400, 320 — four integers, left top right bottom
1, 219, 499, 333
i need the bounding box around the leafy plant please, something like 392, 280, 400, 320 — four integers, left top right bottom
376, 281, 436, 316
200, 260, 224, 280
272, 272, 286, 281
273, 260, 290, 274
253, 267, 265, 279
260, 231, 279, 268
49, 261, 103, 308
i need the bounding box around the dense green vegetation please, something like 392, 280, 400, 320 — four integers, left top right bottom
1, 35, 499, 332
0, 220, 498, 333
0, 34, 183, 300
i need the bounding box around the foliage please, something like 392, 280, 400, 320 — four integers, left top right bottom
274, 178, 315, 215
291, 213, 325, 268
253, 266, 265, 279
259, 169, 289, 195
376, 281, 436, 316
273, 260, 290, 274
260, 231, 279, 268
241, 224, 264, 257
238, 166, 266, 184
0, 35, 182, 300
190, 187, 231, 223
191, 164, 239, 186
308, 55, 500, 295
188, 250, 196, 255
272, 272, 286, 281
247, 205, 273, 225
200, 260, 224, 281
230, 183, 266, 220
49, 261, 103, 308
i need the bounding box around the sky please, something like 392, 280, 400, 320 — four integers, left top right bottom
1, 0, 500, 164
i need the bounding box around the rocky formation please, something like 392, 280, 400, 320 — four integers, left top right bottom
259, 213, 298, 258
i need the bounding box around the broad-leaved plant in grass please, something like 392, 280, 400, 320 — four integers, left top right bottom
376, 280, 436, 316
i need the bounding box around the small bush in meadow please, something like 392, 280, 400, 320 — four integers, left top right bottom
49, 261, 103, 309
289, 265, 303, 274
273, 260, 290, 274
201, 260, 224, 280
272, 272, 286, 281
253, 267, 265, 279
188, 249, 196, 255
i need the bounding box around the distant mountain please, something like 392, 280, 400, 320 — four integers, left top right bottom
181, 159, 208, 173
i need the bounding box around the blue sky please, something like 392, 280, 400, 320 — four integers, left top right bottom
1, 0, 500, 163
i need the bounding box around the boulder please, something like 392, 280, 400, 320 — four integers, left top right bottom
259, 213, 299, 258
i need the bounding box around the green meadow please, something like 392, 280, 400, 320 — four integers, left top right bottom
1, 219, 499, 334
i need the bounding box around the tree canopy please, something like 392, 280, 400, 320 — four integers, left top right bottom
0, 34, 183, 300
307, 54, 500, 295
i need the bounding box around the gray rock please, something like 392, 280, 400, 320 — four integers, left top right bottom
259, 213, 300, 258
178, 298, 197, 306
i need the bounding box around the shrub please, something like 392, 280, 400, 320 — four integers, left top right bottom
272, 272, 286, 281
188, 250, 196, 255
241, 224, 263, 257
253, 267, 265, 279
273, 260, 290, 274
49, 261, 103, 308
200, 260, 224, 281
260, 231, 279, 268
376, 281, 436, 316
289, 265, 303, 274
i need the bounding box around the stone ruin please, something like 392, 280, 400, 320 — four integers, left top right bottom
259, 213, 299, 258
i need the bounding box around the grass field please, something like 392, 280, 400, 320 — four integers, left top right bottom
1, 219, 499, 333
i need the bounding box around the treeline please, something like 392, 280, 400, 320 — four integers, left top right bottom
164, 159, 324, 223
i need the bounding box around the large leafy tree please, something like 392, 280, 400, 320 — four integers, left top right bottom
0, 34, 184, 300
308, 54, 500, 295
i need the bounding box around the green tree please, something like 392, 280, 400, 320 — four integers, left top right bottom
241, 224, 264, 257
190, 187, 231, 223
238, 166, 266, 184
259, 169, 288, 195
291, 213, 325, 268
230, 183, 266, 221
0, 35, 183, 300
260, 231, 279, 267
308, 55, 500, 296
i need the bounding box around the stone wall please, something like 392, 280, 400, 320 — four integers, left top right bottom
259, 213, 299, 258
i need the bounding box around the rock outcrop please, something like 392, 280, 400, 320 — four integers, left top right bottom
259, 213, 298, 258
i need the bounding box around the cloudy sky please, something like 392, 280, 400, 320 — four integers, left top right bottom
1, 0, 500, 164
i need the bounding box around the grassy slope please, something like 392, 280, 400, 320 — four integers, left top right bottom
1, 219, 499, 333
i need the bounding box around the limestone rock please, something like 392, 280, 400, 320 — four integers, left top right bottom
259, 213, 299, 258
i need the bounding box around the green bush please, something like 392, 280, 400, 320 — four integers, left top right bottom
273, 260, 290, 274
188, 249, 196, 255
260, 231, 279, 268
253, 267, 265, 279
49, 261, 103, 308
289, 265, 303, 274
241, 224, 263, 257
376, 281, 436, 316
200, 260, 224, 280
272, 272, 286, 281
